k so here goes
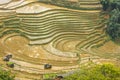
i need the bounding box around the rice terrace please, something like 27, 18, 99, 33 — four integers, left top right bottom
0, 0, 120, 80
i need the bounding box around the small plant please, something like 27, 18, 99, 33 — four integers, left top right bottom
0, 68, 15, 80
43, 73, 57, 80
6, 62, 15, 68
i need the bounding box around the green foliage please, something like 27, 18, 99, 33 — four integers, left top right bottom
64, 64, 120, 80
43, 73, 57, 79
106, 9, 120, 42
38, 0, 80, 10
100, 0, 120, 11
100, 0, 110, 11
6, 62, 15, 68
98, 64, 120, 79
100, 0, 120, 43
7, 62, 14, 65
0, 68, 15, 80
110, 0, 120, 10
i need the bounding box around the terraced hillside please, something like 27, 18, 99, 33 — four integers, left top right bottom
0, 0, 120, 80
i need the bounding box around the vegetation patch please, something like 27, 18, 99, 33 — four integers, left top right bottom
64, 63, 120, 80
107, 9, 120, 42
6, 62, 15, 68
100, 0, 120, 11
0, 68, 15, 80
100, 0, 120, 43
43, 64, 120, 80
38, 0, 80, 10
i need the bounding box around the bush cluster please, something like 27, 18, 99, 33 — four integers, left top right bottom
106, 9, 120, 42
0, 68, 15, 80
64, 64, 120, 80
100, 0, 120, 11
100, 0, 120, 42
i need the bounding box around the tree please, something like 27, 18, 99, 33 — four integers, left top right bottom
100, 0, 110, 11
106, 9, 120, 42
100, 0, 120, 11
100, 0, 120, 43
64, 64, 120, 80
110, 0, 120, 10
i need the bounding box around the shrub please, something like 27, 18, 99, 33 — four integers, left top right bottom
0, 68, 15, 80
64, 64, 120, 80
6, 62, 15, 68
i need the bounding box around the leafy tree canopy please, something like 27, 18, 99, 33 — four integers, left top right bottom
64, 64, 120, 80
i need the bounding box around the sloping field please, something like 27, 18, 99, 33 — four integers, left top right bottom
0, 0, 119, 80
